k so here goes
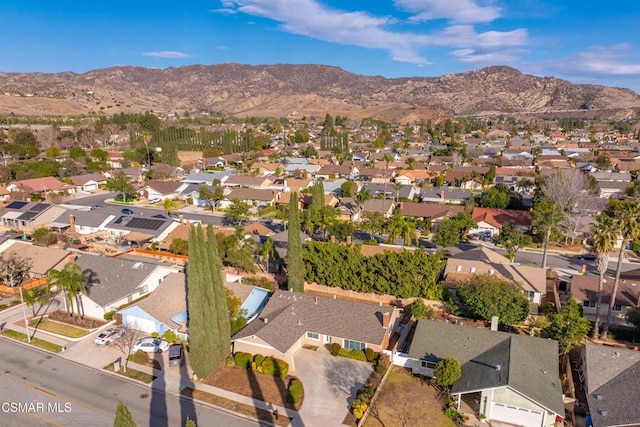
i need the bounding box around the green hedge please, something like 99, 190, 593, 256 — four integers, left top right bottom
338, 349, 368, 362
261, 357, 289, 378
329, 342, 341, 356
286, 378, 304, 404
234, 352, 253, 369
103, 311, 115, 321
254, 354, 266, 367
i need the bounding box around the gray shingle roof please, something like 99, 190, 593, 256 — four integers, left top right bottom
75, 255, 161, 306
233, 290, 395, 353
408, 320, 564, 416
583, 343, 640, 427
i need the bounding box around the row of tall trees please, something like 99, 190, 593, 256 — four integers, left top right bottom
187, 224, 230, 379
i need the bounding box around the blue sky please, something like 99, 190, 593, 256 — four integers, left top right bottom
2, 1, 640, 93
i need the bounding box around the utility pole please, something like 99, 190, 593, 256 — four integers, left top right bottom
18, 285, 31, 343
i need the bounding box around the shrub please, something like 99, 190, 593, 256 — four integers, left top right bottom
445, 407, 460, 421
253, 354, 265, 367
375, 353, 391, 375
129, 350, 148, 365
435, 357, 462, 387
351, 397, 368, 419
286, 378, 304, 404
163, 330, 177, 344
357, 384, 375, 400
251, 361, 257, 371
103, 311, 115, 321
410, 298, 428, 318
233, 352, 253, 369
338, 349, 368, 362
150, 332, 159, 338
225, 357, 236, 367
261, 357, 289, 378
364, 348, 376, 362
328, 342, 341, 356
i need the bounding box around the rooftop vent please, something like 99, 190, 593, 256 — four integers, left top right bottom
263, 318, 269, 324
598, 410, 607, 416
132, 262, 144, 269
595, 394, 603, 400
314, 297, 318, 305
495, 364, 502, 371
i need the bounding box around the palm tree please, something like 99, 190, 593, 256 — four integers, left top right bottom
22, 286, 51, 316
356, 189, 372, 223
381, 152, 395, 201
162, 198, 176, 216
47, 263, 87, 317
590, 215, 617, 338
602, 201, 640, 338
531, 200, 565, 268
260, 237, 275, 273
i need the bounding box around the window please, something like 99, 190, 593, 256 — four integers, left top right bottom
527, 291, 536, 302
613, 304, 623, 312
140, 285, 148, 294
306, 332, 319, 340
470, 267, 476, 273
456, 265, 462, 272
343, 339, 365, 351
421, 360, 437, 369
583, 300, 596, 308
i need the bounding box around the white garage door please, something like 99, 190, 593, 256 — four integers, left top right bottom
124, 316, 157, 334
491, 402, 544, 427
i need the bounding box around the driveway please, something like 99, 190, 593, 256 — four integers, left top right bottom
292, 348, 373, 427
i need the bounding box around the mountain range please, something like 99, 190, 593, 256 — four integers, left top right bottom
0, 64, 639, 122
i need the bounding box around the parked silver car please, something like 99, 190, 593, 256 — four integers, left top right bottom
94, 327, 125, 345
132, 337, 170, 353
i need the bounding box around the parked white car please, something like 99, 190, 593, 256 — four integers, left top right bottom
132, 337, 170, 353
94, 327, 125, 345
148, 197, 161, 204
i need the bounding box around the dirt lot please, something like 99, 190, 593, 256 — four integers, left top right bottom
177, 150, 202, 167
364, 366, 456, 427
204, 366, 302, 411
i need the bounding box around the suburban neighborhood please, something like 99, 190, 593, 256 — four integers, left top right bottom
0, 112, 639, 427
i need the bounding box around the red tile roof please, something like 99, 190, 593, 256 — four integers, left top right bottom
472, 208, 532, 229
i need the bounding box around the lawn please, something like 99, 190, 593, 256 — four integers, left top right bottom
364, 366, 456, 427
204, 365, 302, 411
1, 329, 63, 353
104, 362, 156, 384
181, 387, 292, 427
29, 318, 89, 338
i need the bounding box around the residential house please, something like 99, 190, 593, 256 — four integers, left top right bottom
222, 188, 280, 209
335, 197, 359, 222
398, 202, 464, 230
315, 164, 359, 180
7, 177, 75, 196
181, 171, 232, 186
0, 185, 10, 203
569, 272, 640, 326
0, 201, 66, 231
102, 211, 179, 242
421, 187, 474, 204
232, 290, 401, 371
596, 181, 628, 199
471, 208, 533, 237
444, 247, 545, 305
409, 320, 564, 427
0, 240, 70, 279
284, 163, 322, 176
140, 180, 187, 201
578, 343, 640, 427
73, 254, 180, 319
249, 162, 281, 176
50, 210, 115, 235
361, 199, 396, 219
364, 183, 418, 201
69, 173, 108, 192
223, 176, 273, 189
118, 272, 270, 339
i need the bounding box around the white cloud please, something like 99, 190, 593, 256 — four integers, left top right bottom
221, 0, 526, 67
210, 8, 237, 14
394, 0, 501, 24
142, 51, 191, 59
552, 44, 640, 76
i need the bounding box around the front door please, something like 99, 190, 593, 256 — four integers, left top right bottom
324, 335, 331, 344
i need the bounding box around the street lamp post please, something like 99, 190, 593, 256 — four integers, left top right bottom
18, 285, 31, 343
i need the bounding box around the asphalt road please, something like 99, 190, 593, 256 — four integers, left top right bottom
67, 192, 227, 226
0, 338, 259, 427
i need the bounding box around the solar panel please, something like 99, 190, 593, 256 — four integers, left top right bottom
29, 203, 49, 213
6, 201, 28, 210
17, 211, 38, 221
127, 218, 165, 231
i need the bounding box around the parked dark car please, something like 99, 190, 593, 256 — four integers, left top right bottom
168, 344, 184, 367
575, 254, 597, 261
121, 208, 134, 215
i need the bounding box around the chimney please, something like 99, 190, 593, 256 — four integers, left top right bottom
440, 190, 445, 204
382, 312, 390, 328
330, 235, 336, 243
185, 219, 190, 227
491, 316, 499, 331
179, 214, 184, 225
56, 241, 64, 250
69, 214, 76, 234
581, 264, 587, 274
399, 202, 404, 210
346, 236, 352, 244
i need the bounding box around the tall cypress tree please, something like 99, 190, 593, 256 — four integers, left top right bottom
311, 181, 325, 210
287, 192, 305, 292
114, 401, 137, 427
207, 224, 231, 359
187, 225, 220, 379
